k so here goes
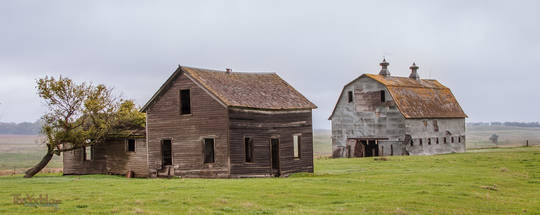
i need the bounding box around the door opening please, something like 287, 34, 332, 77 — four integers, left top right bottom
270, 138, 280, 176
161, 139, 172, 167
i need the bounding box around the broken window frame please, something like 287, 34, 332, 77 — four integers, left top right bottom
293, 134, 301, 159
127, 138, 136, 152
244, 136, 254, 163
180, 89, 191, 115
203, 138, 215, 164
83, 146, 93, 161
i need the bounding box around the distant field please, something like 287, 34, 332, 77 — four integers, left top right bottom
466, 125, 540, 149
0, 147, 538, 214
0, 135, 62, 175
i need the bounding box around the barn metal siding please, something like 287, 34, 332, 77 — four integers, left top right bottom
331, 76, 406, 157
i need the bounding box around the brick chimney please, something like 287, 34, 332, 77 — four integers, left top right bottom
226, 68, 232, 74
409, 62, 420, 80
379, 58, 390, 77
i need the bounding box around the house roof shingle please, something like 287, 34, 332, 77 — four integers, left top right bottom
141, 66, 317, 112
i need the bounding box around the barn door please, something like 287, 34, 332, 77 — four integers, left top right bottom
270, 138, 280, 176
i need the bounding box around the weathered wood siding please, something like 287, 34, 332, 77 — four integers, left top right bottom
146, 73, 229, 178
62, 137, 148, 177
229, 108, 314, 177
331, 77, 405, 157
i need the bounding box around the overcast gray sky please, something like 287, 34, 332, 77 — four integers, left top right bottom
1, 0, 539, 129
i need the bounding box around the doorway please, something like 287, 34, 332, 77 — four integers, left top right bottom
270, 138, 280, 176
161, 139, 172, 166
364, 140, 379, 157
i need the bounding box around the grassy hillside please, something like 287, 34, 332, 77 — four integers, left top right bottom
0, 147, 538, 214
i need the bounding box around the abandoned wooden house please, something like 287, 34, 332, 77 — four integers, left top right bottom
63, 66, 317, 178
329, 59, 467, 158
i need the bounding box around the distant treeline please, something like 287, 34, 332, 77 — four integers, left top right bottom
467, 122, 540, 128
0, 121, 42, 134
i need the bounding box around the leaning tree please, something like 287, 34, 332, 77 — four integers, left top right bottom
24, 76, 144, 178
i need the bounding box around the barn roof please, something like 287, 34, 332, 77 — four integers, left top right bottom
141, 66, 317, 112
329, 74, 467, 119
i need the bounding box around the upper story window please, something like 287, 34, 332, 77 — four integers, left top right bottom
180, 89, 191, 115
348, 91, 353, 103
380, 90, 385, 102
293, 134, 301, 159
127, 139, 135, 152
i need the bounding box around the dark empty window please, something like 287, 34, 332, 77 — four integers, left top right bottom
444, 137, 447, 144
127, 139, 135, 152
436, 138, 439, 144
180, 89, 191, 115
428, 138, 432, 145
380, 90, 385, 102
204, 138, 215, 163
419, 138, 423, 145
244, 137, 253, 162
293, 135, 301, 159
451, 137, 454, 143
348, 91, 353, 103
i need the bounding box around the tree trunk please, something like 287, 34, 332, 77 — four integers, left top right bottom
24, 150, 54, 178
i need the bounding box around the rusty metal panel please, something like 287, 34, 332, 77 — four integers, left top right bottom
366, 74, 467, 119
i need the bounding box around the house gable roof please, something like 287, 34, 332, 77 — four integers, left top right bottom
141, 66, 317, 112
329, 74, 467, 119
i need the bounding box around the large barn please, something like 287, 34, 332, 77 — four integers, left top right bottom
63, 66, 317, 178
329, 59, 467, 158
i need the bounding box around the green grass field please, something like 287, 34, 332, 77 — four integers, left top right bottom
0, 147, 538, 214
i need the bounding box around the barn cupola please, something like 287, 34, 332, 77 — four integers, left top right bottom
409, 62, 420, 80
379, 58, 391, 77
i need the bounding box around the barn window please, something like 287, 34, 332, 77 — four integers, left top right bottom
83, 146, 93, 161
203, 138, 215, 163
428, 138, 432, 145
380, 90, 385, 102
444, 137, 447, 144
180, 89, 191, 115
451, 137, 454, 143
348, 91, 353, 103
436, 137, 439, 144
419, 138, 423, 145
127, 139, 135, 152
244, 137, 253, 162
458, 136, 461, 143
293, 135, 301, 159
